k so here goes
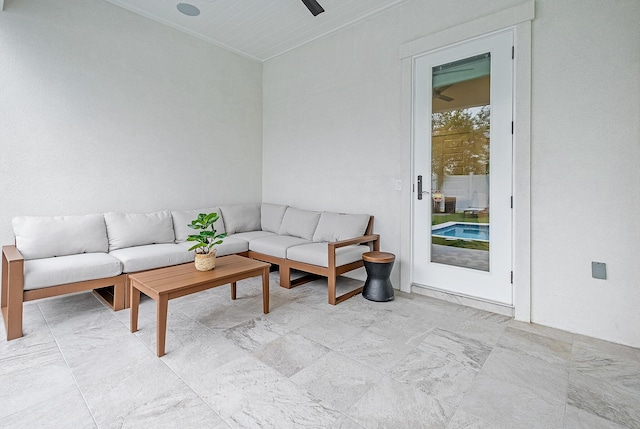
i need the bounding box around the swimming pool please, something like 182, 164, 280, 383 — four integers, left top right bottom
432, 222, 489, 241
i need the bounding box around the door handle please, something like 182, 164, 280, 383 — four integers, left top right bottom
417, 175, 430, 200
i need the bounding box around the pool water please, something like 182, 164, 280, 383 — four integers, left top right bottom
432, 223, 489, 241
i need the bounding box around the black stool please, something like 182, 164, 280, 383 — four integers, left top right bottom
362, 251, 395, 302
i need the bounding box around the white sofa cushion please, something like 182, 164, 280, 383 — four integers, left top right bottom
278, 208, 321, 241
231, 231, 277, 243
249, 235, 311, 259
176, 236, 249, 257
286, 243, 369, 268
104, 211, 175, 251
261, 203, 288, 233
13, 214, 108, 260
109, 243, 194, 273
171, 207, 224, 242
23, 253, 123, 290
219, 204, 261, 234
312, 212, 370, 243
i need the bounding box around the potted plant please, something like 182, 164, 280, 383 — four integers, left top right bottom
187, 212, 227, 271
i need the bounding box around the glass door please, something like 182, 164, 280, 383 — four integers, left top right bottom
412, 30, 513, 304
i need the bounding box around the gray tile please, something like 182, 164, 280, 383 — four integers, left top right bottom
568, 370, 640, 429
367, 309, 436, 347
390, 346, 478, 407
222, 315, 289, 351
497, 326, 572, 366
0, 351, 91, 425
296, 314, 364, 349
37, 291, 106, 320
3, 285, 639, 428
346, 375, 456, 428
194, 355, 341, 427
290, 351, 384, 412
263, 301, 327, 332
571, 341, 640, 392
509, 319, 575, 344
564, 405, 628, 429
253, 331, 330, 377
418, 328, 492, 370
335, 329, 414, 372
480, 346, 569, 402
453, 373, 565, 429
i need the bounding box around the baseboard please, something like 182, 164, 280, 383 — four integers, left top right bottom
411, 284, 514, 317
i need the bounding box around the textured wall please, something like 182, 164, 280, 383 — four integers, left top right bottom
263, 0, 640, 347
0, 0, 263, 249
529, 0, 640, 346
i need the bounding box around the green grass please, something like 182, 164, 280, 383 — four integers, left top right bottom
432, 237, 489, 251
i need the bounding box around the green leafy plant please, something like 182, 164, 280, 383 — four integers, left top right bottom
186, 213, 227, 254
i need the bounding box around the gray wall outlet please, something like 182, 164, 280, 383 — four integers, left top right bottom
592, 262, 607, 280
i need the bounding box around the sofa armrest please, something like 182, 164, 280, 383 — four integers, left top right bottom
328, 234, 380, 250
2, 245, 24, 263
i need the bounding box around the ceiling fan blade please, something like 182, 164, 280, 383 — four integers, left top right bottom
438, 94, 454, 102
302, 0, 325, 16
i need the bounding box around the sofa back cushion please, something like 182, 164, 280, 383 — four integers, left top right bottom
13, 214, 109, 260
171, 207, 225, 243
279, 207, 321, 241
261, 203, 288, 233
312, 212, 370, 243
104, 211, 175, 251
219, 204, 261, 234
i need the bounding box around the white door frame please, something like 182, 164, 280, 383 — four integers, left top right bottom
398, 1, 534, 321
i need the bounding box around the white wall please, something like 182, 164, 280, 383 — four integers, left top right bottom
529, 0, 640, 346
0, 0, 263, 251
263, 0, 640, 347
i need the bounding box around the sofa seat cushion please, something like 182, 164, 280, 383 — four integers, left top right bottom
249, 235, 311, 259
176, 236, 248, 257
231, 231, 276, 243
109, 243, 194, 273
23, 253, 123, 291
13, 214, 109, 260
286, 243, 369, 268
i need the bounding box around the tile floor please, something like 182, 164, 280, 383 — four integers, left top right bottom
1, 273, 639, 428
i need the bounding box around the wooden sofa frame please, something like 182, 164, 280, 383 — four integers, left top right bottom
1, 245, 126, 341
248, 217, 380, 305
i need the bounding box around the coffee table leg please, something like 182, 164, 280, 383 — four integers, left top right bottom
231, 282, 236, 300
130, 284, 140, 333
157, 295, 168, 357
262, 266, 269, 314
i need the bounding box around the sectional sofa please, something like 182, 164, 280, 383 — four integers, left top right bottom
2, 203, 379, 340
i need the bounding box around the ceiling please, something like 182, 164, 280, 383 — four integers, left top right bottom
104, 0, 409, 62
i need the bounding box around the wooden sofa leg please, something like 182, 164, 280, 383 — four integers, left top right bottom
2, 258, 25, 340
280, 262, 292, 289
112, 275, 126, 311
328, 276, 337, 305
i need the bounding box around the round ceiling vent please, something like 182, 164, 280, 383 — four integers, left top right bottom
177, 3, 200, 16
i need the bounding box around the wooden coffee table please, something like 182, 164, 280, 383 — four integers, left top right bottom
129, 255, 270, 357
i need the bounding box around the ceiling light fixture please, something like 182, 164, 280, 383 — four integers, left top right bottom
301, 0, 324, 16
177, 3, 200, 16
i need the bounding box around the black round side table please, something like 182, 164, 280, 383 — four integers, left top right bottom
362, 251, 395, 302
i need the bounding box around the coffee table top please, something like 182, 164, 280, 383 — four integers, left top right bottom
128, 255, 270, 296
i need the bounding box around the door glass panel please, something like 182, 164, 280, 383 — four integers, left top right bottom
430, 53, 490, 271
